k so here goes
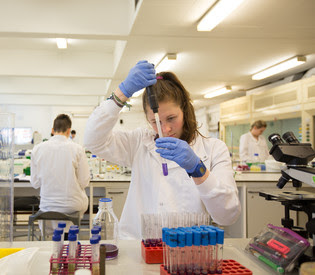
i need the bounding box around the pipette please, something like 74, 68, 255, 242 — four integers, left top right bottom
147, 85, 168, 176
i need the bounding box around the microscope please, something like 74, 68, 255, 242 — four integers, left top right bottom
259, 131, 315, 262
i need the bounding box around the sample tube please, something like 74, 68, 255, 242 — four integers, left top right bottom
54, 228, 64, 252
184, 229, 193, 275
68, 233, 77, 273
215, 228, 224, 274
58, 222, 66, 242
52, 234, 61, 273
200, 231, 209, 275
162, 228, 169, 271
90, 236, 100, 275
208, 229, 217, 274
177, 231, 186, 275
192, 230, 201, 275
169, 231, 178, 275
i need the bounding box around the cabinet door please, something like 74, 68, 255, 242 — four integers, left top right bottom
247, 188, 297, 238
106, 188, 128, 220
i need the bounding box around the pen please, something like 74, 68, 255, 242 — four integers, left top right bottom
249, 243, 281, 261
251, 249, 284, 273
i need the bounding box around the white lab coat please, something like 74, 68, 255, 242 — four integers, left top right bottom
84, 100, 241, 239
31, 135, 90, 233
239, 132, 270, 162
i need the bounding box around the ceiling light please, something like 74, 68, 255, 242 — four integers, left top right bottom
197, 0, 244, 32
56, 38, 67, 49
252, 56, 306, 80
156, 53, 177, 72
204, 86, 232, 99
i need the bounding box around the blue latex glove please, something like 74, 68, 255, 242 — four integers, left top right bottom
155, 137, 200, 173
119, 60, 157, 98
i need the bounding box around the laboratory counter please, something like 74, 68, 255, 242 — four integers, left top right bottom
0, 239, 299, 274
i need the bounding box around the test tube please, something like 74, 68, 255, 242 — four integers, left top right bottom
215, 228, 224, 274
90, 236, 100, 275
58, 222, 66, 242
200, 231, 209, 275
52, 234, 61, 273
177, 231, 186, 275
208, 229, 217, 274
162, 228, 169, 271
68, 233, 77, 273
154, 112, 168, 176
54, 228, 64, 253
192, 230, 201, 275
169, 231, 178, 275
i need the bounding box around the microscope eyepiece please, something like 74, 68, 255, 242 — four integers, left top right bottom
282, 131, 300, 144
268, 133, 284, 146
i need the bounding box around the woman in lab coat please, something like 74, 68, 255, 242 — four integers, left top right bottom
239, 120, 270, 163
84, 60, 241, 239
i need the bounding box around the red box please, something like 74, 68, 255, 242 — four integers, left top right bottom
141, 241, 163, 264
159, 259, 252, 275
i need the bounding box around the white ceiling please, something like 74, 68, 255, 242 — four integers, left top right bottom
1, 0, 315, 112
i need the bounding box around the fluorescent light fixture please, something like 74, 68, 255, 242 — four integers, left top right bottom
156, 53, 177, 72
56, 38, 67, 49
204, 86, 232, 99
197, 0, 244, 32
252, 56, 306, 80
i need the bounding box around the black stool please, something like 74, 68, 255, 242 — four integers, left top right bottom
28, 210, 81, 241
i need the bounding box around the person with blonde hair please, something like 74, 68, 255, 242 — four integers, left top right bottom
239, 120, 269, 162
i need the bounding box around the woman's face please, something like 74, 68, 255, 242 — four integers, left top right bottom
146, 101, 184, 138
251, 126, 266, 137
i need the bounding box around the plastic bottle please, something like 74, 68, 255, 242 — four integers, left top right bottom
93, 198, 119, 260
250, 153, 261, 171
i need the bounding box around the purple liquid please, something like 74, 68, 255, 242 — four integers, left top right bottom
162, 163, 168, 176
103, 244, 118, 260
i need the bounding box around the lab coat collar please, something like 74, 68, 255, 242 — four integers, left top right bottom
51, 134, 69, 141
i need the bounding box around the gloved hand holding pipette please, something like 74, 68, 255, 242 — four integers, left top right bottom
155, 137, 200, 173
119, 60, 157, 98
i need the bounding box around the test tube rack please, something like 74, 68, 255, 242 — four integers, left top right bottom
49, 244, 99, 274
160, 260, 253, 275
141, 240, 163, 264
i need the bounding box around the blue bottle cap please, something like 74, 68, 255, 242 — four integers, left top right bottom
70, 225, 79, 229
68, 234, 77, 241
99, 198, 112, 202
52, 234, 61, 242
208, 229, 217, 245
93, 225, 102, 233
216, 228, 224, 244
162, 227, 169, 242
201, 231, 208, 246
54, 228, 63, 235
177, 231, 185, 248
185, 230, 193, 247
192, 230, 201, 246
58, 222, 66, 228
169, 231, 177, 248
90, 236, 99, 244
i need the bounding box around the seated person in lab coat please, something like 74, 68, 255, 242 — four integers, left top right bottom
70, 129, 77, 142
84, 60, 241, 239
31, 114, 90, 236
239, 120, 270, 163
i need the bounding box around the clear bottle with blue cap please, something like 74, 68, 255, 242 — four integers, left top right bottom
68, 233, 77, 273
93, 198, 119, 260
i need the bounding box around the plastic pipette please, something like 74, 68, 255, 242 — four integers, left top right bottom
147, 85, 168, 176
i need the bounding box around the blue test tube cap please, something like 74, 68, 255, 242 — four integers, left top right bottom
99, 198, 112, 203
201, 230, 209, 246
184, 230, 193, 247
58, 222, 66, 228
162, 227, 169, 243
94, 225, 102, 233
208, 229, 217, 245
192, 230, 201, 246
169, 231, 177, 248
90, 236, 99, 244
52, 234, 61, 242
69, 228, 79, 235
54, 228, 63, 235
177, 231, 185, 248
91, 227, 99, 235
216, 228, 224, 244
68, 233, 77, 242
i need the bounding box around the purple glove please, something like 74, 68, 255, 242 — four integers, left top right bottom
119, 60, 157, 98
155, 137, 200, 173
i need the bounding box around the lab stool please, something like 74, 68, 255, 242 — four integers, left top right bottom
28, 210, 81, 241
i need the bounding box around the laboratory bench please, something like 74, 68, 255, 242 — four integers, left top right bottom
0, 239, 299, 274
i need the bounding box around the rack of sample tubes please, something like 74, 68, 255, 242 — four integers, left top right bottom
49, 224, 101, 275
141, 212, 211, 264
161, 225, 224, 275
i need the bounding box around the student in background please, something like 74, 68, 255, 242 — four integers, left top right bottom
31, 114, 90, 236
70, 129, 76, 141
239, 120, 270, 163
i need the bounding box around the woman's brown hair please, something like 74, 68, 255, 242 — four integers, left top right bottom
142, 71, 203, 144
